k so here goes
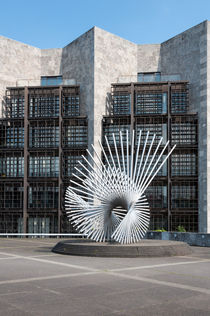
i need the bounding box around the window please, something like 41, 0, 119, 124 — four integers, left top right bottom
28, 215, 58, 233
6, 96, 24, 118
41, 76, 62, 86
137, 73, 181, 82
171, 92, 188, 114
103, 125, 130, 146
170, 213, 198, 232
0, 214, 23, 233
135, 92, 167, 114
62, 154, 87, 177
135, 123, 167, 145
29, 156, 59, 177
29, 125, 59, 148
63, 126, 88, 148
138, 72, 161, 83
112, 94, 131, 115
136, 155, 167, 177
146, 185, 167, 209
171, 121, 197, 145
171, 183, 198, 209
0, 156, 24, 177
150, 213, 168, 231
0, 183, 23, 209
28, 183, 58, 209
29, 95, 59, 118
103, 153, 129, 171
63, 95, 80, 117
171, 153, 197, 176
6, 126, 24, 148
28, 217, 50, 234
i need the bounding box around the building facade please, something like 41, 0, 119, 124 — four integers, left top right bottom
0, 21, 209, 233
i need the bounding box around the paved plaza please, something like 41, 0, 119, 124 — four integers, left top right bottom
0, 239, 210, 315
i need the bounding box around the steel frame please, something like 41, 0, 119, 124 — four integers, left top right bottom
0, 85, 88, 233
103, 81, 198, 232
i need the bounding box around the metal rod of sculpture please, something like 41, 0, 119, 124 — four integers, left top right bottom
65, 130, 176, 244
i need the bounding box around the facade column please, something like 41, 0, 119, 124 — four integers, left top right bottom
58, 86, 63, 233
23, 87, 29, 233
167, 82, 171, 231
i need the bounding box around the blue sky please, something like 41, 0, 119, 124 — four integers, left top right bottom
0, 0, 209, 48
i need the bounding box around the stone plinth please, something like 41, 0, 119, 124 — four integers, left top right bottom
52, 239, 192, 258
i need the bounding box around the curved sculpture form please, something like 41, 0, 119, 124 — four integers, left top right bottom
65, 130, 176, 244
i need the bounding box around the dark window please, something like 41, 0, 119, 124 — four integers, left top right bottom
0, 183, 23, 209
171, 153, 197, 176
63, 95, 80, 117
171, 92, 188, 113
6, 96, 24, 118
29, 126, 59, 148
137, 155, 167, 177
171, 184, 198, 209
29, 156, 59, 177
0, 213, 23, 233
171, 122, 197, 145
170, 213, 198, 232
103, 153, 128, 171
135, 124, 167, 145
28, 215, 58, 234
103, 125, 130, 146
112, 94, 131, 115
146, 185, 167, 209
62, 154, 87, 178
135, 92, 167, 114
0, 156, 24, 177
6, 127, 24, 148
150, 213, 168, 231
63, 126, 88, 148
29, 95, 59, 118
28, 183, 58, 209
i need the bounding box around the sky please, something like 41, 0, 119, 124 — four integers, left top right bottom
0, 0, 209, 49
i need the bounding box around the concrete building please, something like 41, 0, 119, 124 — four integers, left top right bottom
0, 20, 208, 233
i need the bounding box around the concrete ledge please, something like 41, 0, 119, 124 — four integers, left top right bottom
52, 239, 192, 257
146, 232, 210, 247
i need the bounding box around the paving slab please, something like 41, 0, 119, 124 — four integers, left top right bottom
0, 238, 210, 315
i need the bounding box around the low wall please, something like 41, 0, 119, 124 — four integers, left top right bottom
145, 232, 210, 247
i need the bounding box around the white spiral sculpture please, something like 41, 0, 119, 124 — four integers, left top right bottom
65, 130, 176, 244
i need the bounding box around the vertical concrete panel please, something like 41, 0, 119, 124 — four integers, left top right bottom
161, 21, 208, 232
41, 49, 62, 76
60, 29, 94, 148
94, 27, 137, 153
0, 36, 41, 117
206, 21, 210, 232
137, 44, 161, 72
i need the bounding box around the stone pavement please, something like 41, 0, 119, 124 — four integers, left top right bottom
0, 238, 210, 315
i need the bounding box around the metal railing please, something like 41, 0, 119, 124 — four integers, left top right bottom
0, 233, 86, 238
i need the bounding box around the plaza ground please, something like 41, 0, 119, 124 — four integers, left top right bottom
0, 239, 210, 315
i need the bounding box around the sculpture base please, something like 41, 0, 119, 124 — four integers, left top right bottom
52, 239, 192, 257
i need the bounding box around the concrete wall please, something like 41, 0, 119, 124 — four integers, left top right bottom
137, 44, 161, 73
60, 28, 94, 147
41, 48, 62, 76
160, 21, 208, 232
0, 36, 41, 117
160, 22, 205, 113
207, 21, 210, 232
94, 27, 137, 153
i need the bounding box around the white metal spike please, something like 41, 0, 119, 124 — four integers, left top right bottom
65, 130, 175, 244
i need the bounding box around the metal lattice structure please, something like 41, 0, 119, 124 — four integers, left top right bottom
65, 130, 176, 244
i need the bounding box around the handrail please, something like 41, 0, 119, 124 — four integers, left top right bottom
0, 233, 86, 237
